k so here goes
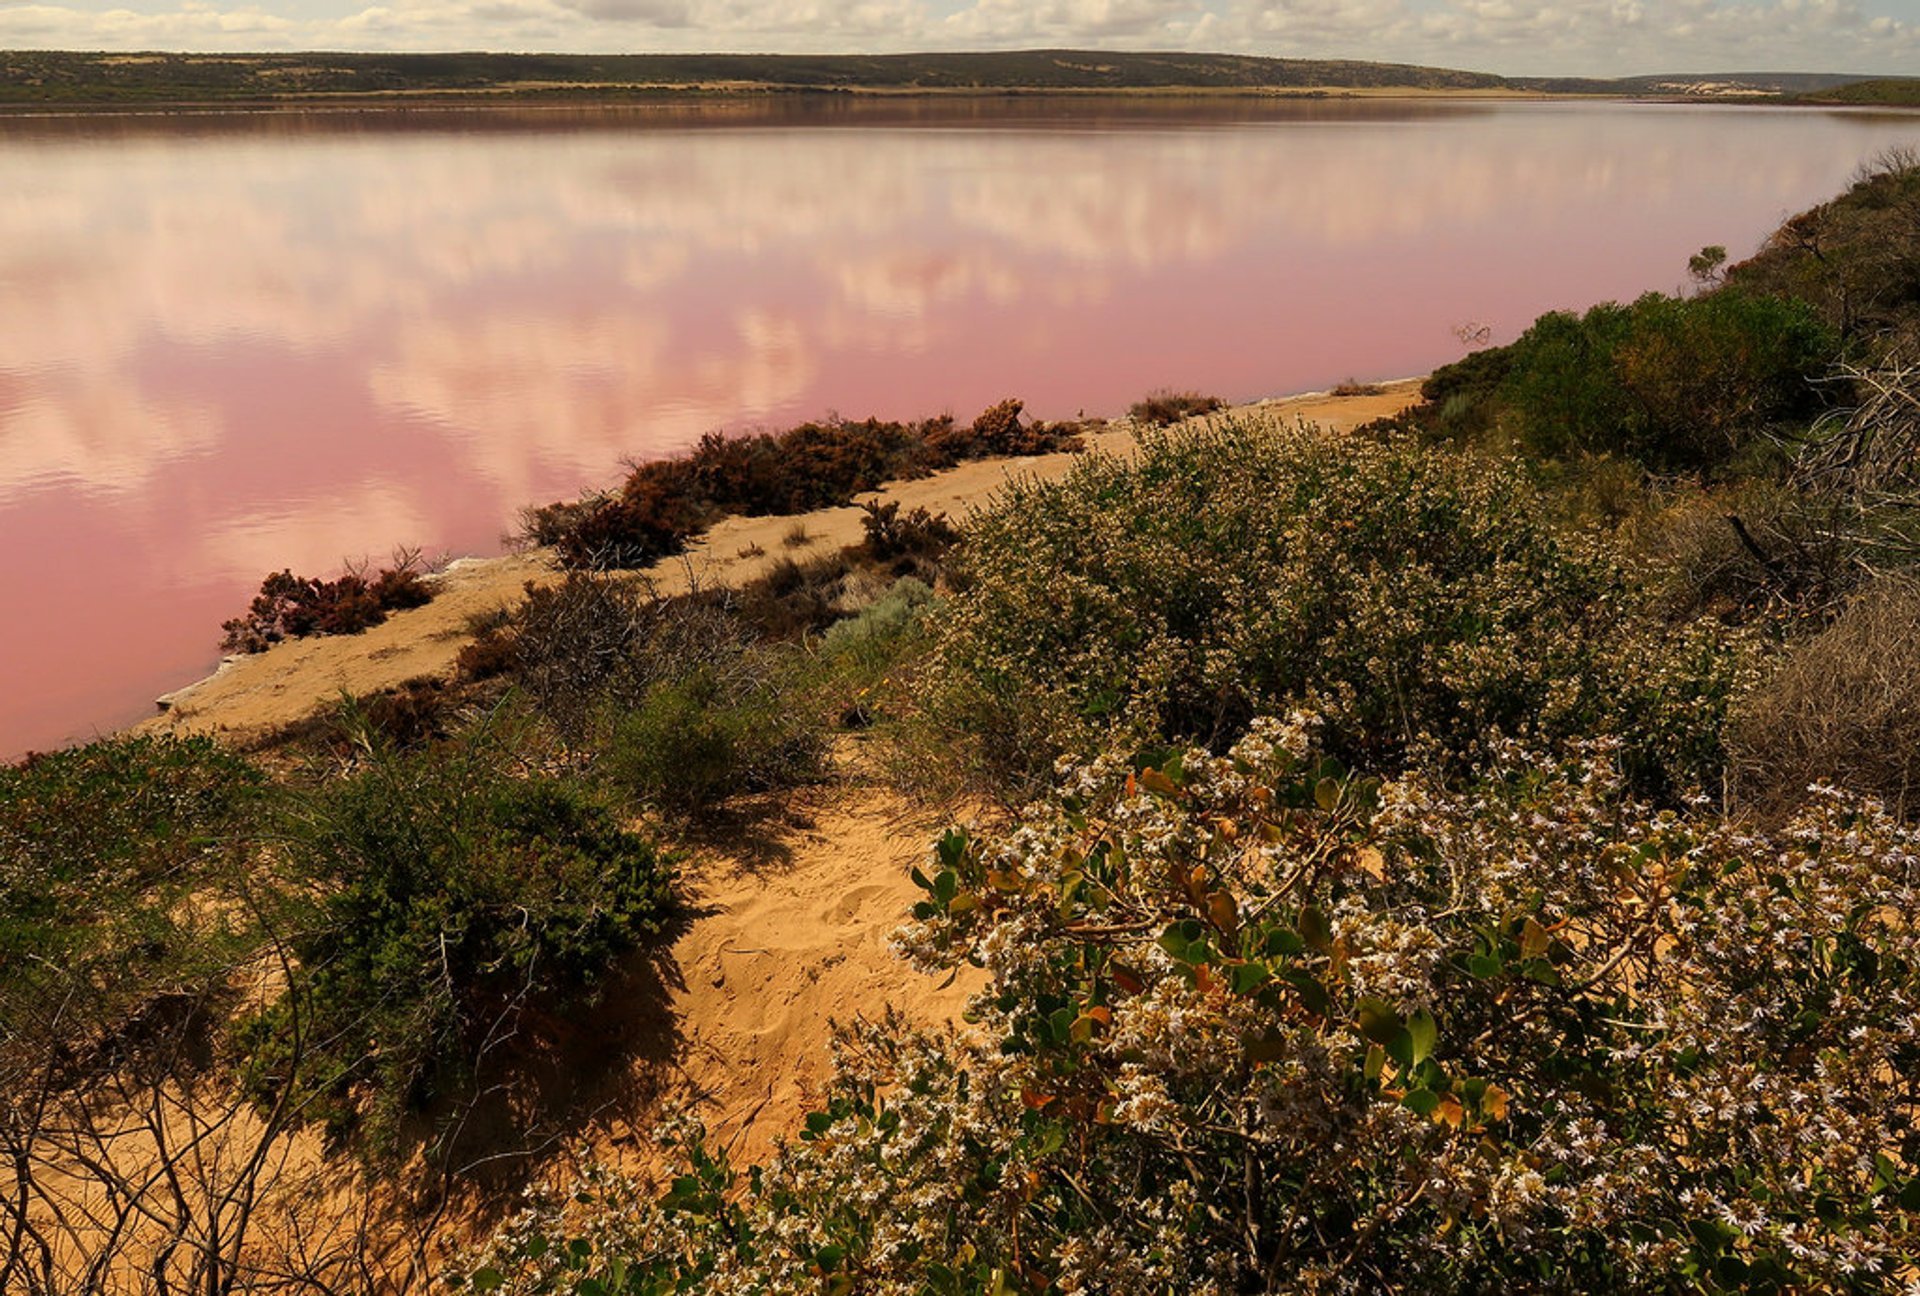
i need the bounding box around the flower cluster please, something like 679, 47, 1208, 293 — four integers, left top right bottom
466, 717, 1920, 1294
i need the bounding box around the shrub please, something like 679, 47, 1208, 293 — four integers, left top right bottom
498, 574, 692, 744
925, 397, 1085, 459
605, 655, 824, 816
1497, 290, 1839, 471
857, 499, 960, 564
531, 401, 1083, 571
1729, 149, 1920, 344
819, 577, 938, 730
1731, 574, 1920, 816
922, 418, 1735, 797
220, 551, 433, 653
255, 725, 672, 1149
0, 735, 263, 983
471, 723, 1920, 1293
1128, 388, 1224, 427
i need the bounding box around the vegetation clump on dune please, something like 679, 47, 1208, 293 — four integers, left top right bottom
220, 550, 434, 654
521, 397, 1082, 570
9, 154, 1920, 1291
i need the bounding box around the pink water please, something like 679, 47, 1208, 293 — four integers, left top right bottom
2, 98, 1916, 755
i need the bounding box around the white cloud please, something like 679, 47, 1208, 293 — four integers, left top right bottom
2, 0, 1917, 72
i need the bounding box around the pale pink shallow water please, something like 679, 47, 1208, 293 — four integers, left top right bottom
2, 98, 1917, 755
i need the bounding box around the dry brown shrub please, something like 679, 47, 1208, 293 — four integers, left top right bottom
1731, 574, 1920, 816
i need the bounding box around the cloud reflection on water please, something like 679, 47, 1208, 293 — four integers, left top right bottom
1, 99, 1916, 752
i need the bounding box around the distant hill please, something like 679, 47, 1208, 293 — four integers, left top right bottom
0, 50, 1898, 107
1797, 78, 1920, 107
0, 49, 1513, 104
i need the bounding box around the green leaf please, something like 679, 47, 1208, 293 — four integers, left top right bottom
1284, 970, 1333, 1017
1157, 925, 1191, 962
1299, 904, 1332, 951
1364, 1043, 1386, 1082
1356, 998, 1403, 1045
1264, 927, 1305, 957
1402, 1089, 1441, 1116
1467, 953, 1503, 979
1407, 1008, 1437, 1065
470, 1269, 504, 1293
1314, 778, 1341, 812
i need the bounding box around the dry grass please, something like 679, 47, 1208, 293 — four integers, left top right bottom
1731, 574, 1920, 816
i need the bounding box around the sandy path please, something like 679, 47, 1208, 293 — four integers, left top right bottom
608, 784, 982, 1169
137, 381, 1420, 746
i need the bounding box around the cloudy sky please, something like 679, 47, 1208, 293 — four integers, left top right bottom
0, 0, 1916, 77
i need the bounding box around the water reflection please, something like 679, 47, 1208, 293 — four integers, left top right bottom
1, 99, 1916, 752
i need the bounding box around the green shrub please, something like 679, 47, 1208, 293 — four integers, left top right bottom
1497, 290, 1838, 471
0, 735, 263, 983
258, 726, 672, 1149
605, 659, 824, 816
922, 418, 1733, 797
1729, 149, 1920, 344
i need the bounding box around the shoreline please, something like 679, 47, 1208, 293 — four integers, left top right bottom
133, 380, 1423, 747
0, 86, 1586, 120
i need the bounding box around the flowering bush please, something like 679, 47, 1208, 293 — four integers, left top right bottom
922, 418, 1744, 798
465, 718, 1920, 1293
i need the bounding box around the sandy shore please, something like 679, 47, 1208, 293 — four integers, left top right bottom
138, 381, 1420, 746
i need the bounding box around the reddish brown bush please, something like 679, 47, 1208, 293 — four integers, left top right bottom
530, 400, 1084, 571
220, 553, 432, 654
858, 500, 960, 563
1128, 389, 1225, 427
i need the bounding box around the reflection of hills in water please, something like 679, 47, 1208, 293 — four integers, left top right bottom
1, 99, 1917, 751
0, 94, 1503, 139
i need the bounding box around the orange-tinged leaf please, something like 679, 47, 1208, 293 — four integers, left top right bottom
1086, 1005, 1113, 1027
1021, 1089, 1056, 1111
1208, 891, 1241, 935
1521, 917, 1549, 961
1112, 965, 1146, 996
1437, 1095, 1466, 1129
1483, 1084, 1511, 1121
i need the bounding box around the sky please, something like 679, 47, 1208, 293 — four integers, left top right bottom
0, 0, 1916, 78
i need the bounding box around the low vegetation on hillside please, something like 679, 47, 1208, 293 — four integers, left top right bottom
1802, 78, 1920, 107
6, 152, 1920, 1292
0, 50, 1515, 106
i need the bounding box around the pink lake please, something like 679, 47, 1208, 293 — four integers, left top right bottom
2, 97, 1917, 755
